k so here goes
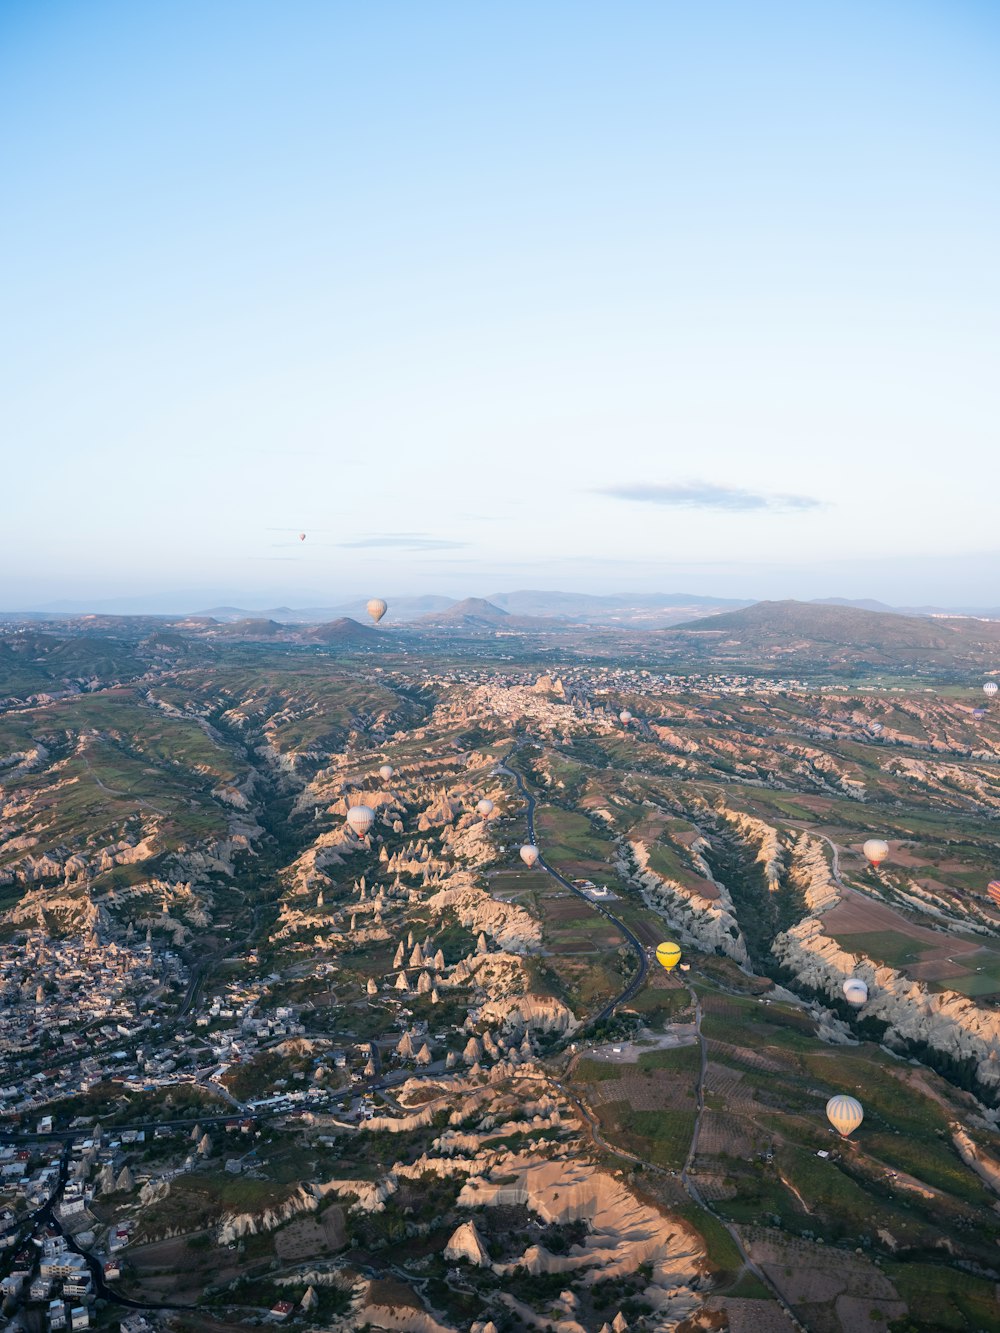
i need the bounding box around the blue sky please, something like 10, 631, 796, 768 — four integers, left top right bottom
3, 1, 999, 610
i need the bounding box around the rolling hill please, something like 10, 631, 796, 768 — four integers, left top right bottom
664, 599, 1000, 669
304, 617, 384, 645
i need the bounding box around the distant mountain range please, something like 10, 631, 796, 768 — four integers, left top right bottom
6, 592, 1000, 642
198, 591, 752, 629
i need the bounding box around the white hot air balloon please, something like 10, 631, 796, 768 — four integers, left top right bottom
619, 710, 633, 724
378, 764, 394, 781
985, 682, 998, 698
842, 978, 869, 1008
476, 798, 495, 817
826, 1094, 864, 1137
519, 844, 539, 868
367, 599, 388, 624
346, 805, 375, 838
863, 838, 889, 869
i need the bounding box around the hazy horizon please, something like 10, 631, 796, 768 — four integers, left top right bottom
4, 2, 999, 608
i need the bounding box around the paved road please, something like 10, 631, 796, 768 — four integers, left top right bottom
500, 747, 805, 1329
498, 750, 648, 1027
678, 979, 806, 1330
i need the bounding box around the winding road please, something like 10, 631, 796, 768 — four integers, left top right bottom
498, 751, 648, 1027
500, 747, 805, 1330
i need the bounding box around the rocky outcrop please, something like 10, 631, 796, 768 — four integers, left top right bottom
457, 1154, 702, 1320
314, 1175, 397, 1213
360, 1301, 456, 1333
626, 841, 748, 965
477, 993, 578, 1035
787, 833, 840, 915
426, 875, 541, 953
773, 918, 1000, 1090
951, 1126, 1000, 1196
444, 1220, 491, 1266
719, 809, 784, 891
216, 1186, 317, 1244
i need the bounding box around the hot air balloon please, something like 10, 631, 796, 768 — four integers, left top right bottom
655, 942, 682, 972
985, 682, 998, 698
842, 978, 868, 1008
826, 1094, 863, 1137
519, 844, 539, 868
973, 709, 986, 720
378, 765, 394, 781
619, 710, 633, 724
870, 721, 883, 734
987, 880, 1000, 908
299, 533, 306, 542
476, 798, 495, 817
367, 599, 388, 624
346, 805, 375, 838
863, 838, 889, 869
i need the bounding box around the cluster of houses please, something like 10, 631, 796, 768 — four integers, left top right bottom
0, 930, 186, 1120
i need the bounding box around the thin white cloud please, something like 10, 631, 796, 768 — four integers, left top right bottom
598, 481, 823, 512
340, 533, 469, 551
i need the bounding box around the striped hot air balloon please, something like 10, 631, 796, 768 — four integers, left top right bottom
985, 682, 998, 698
346, 804, 375, 837
826, 1094, 864, 1137
987, 880, 1000, 908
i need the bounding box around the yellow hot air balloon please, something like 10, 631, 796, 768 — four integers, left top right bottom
655, 942, 682, 972
826, 1094, 863, 1137
367, 598, 388, 624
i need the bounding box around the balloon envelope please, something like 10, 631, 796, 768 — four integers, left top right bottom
346, 805, 375, 837
869, 721, 883, 734
863, 838, 889, 867
985, 682, 998, 697
367, 599, 388, 624
476, 798, 495, 817
973, 709, 986, 719
519, 844, 539, 867
655, 942, 682, 971
987, 880, 1000, 907
299, 533, 306, 542
619, 710, 633, 724
842, 978, 868, 1008
378, 765, 394, 781
826, 1094, 864, 1137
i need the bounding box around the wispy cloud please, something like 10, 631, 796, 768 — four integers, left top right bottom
598, 481, 823, 512
339, 533, 469, 551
